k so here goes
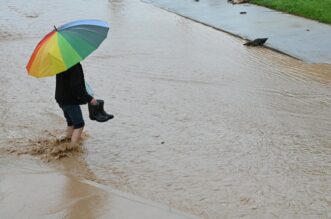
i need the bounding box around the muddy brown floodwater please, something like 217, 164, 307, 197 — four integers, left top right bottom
0, 0, 330, 218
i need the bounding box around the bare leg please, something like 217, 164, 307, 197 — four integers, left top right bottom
56, 126, 73, 143
66, 126, 74, 139
53, 127, 83, 154
71, 127, 84, 145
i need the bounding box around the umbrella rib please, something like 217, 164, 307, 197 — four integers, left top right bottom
62, 27, 105, 35
62, 29, 106, 51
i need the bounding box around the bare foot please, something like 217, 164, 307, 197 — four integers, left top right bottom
67, 142, 80, 150
55, 136, 71, 144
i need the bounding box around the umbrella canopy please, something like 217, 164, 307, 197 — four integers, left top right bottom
26, 19, 109, 78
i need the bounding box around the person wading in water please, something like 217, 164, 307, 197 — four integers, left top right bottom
55, 62, 97, 146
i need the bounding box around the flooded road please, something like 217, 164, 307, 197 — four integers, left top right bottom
0, 0, 330, 218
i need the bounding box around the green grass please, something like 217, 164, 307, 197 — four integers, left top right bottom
250, 0, 331, 25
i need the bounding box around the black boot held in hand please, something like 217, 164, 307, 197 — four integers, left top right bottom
88, 102, 111, 122
97, 99, 114, 120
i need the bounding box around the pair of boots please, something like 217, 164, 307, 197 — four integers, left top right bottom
88, 99, 114, 122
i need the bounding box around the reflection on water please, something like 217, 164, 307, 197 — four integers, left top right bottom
0, 0, 330, 218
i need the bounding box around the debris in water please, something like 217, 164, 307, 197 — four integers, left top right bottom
228, 0, 250, 4
243, 38, 268, 46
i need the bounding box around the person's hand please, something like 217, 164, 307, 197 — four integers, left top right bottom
90, 98, 97, 105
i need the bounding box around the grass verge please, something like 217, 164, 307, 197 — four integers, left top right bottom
250, 0, 331, 25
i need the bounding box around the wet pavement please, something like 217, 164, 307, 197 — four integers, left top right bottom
144, 0, 331, 64
0, 0, 331, 218
0, 156, 196, 219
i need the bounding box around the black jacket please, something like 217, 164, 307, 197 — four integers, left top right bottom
55, 63, 93, 105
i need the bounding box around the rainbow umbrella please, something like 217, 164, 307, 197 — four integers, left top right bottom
26, 19, 109, 78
